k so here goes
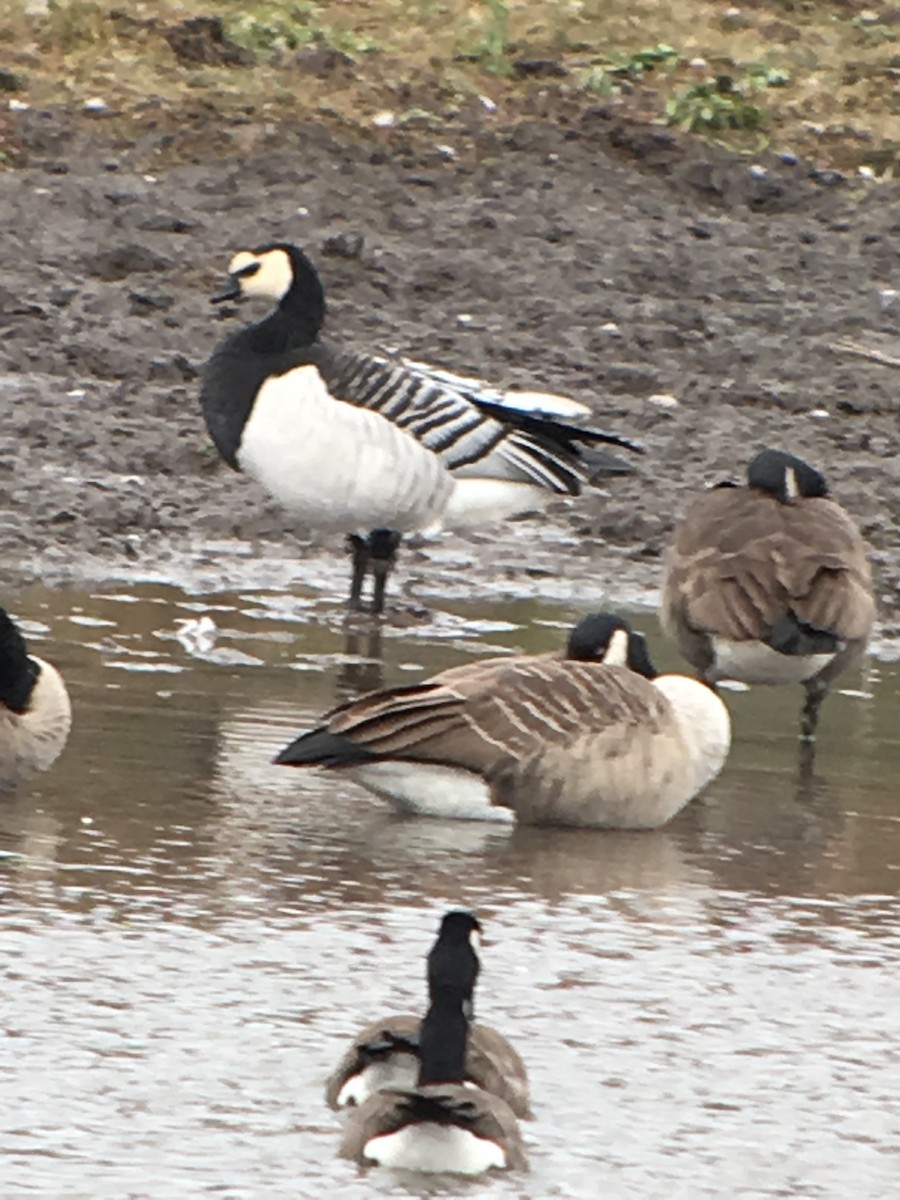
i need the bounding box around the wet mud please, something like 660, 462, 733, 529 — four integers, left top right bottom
0, 106, 898, 615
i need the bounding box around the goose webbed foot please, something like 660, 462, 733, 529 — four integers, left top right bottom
345, 530, 403, 616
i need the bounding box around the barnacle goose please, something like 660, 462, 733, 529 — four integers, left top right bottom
0, 606, 71, 788
276, 612, 730, 827
661, 448, 875, 741
338, 911, 528, 1175
200, 242, 641, 614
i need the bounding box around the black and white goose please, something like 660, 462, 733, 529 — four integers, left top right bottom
661, 448, 876, 740
277, 612, 731, 827
0, 606, 71, 788
326, 910, 530, 1120
200, 242, 642, 614
339, 911, 528, 1175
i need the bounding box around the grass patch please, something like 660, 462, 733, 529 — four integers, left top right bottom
0, 0, 898, 173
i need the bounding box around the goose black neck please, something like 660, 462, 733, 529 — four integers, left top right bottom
417, 995, 469, 1087
427, 923, 479, 1009
0, 610, 38, 714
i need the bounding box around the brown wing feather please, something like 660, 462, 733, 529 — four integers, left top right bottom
321, 659, 669, 775
324, 1014, 420, 1109
664, 487, 874, 642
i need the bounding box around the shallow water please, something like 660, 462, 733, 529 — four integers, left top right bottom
2, 581, 899, 1199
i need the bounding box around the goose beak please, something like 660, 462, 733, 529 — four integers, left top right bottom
211, 275, 242, 304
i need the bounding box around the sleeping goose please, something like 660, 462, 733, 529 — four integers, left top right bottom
661, 448, 875, 740
326, 910, 531, 1120
200, 242, 641, 614
0, 606, 71, 788
339, 911, 528, 1175
277, 612, 730, 827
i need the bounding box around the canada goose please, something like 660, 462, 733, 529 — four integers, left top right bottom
0, 606, 71, 788
339, 911, 528, 1174
277, 612, 730, 827
660, 448, 876, 740
326, 911, 531, 1120
200, 242, 641, 614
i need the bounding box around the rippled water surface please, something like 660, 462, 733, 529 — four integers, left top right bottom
2, 582, 899, 1199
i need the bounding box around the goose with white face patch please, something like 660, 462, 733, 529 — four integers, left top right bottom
200, 242, 642, 614
339, 911, 528, 1175
326, 910, 531, 1120
277, 612, 730, 828
0, 606, 71, 789
661, 447, 876, 741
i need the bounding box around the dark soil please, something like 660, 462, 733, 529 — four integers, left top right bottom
0, 105, 897, 624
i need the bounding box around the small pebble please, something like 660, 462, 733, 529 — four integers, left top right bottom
457, 313, 473, 326
9, 98, 30, 112
479, 95, 497, 112
808, 408, 829, 420
749, 164, 768, 179
598, 322, 622, 336
647, 392, 679, 409
84, 97, 108, 113
372, 110, 395, 128
436, 144, 456, 160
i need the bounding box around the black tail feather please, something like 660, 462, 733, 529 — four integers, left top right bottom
274, 727, 377, 767
766, 611, 840, 657
471, 396, 643, 455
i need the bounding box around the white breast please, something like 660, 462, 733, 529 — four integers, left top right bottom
345, 762, 512, 822
364, 1123, 506, 1174
237, 366, 454, 533
710, 637, 835, 685
0, 659, 72, 785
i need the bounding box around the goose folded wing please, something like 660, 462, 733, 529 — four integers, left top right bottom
314, 660, 670, 774
315, 345, 638, 493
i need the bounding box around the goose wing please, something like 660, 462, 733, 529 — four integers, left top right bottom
278, 658, 670, 776
664, 488, 874, 642
314, 345, 640, 494
325, 1014, 420, 1109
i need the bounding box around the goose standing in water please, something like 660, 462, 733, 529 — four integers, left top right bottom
0, 606, 71, 788
277, 612, 730, 827
339, 911, 528, 1175
326, 910, 531, 1120
200, 242, 641, 614
661, 448, 875, 740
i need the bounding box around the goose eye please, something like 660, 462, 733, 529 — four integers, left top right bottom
233, 262, 261, 280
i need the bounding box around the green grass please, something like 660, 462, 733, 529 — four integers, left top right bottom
0, 0, 898, 173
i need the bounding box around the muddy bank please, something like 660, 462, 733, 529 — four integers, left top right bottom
0, 108, 897, 621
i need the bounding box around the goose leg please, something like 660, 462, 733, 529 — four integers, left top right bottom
346, 534, 369, 611
368, 529, 403, 617
800, 678, 828, 742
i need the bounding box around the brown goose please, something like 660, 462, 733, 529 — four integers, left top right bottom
338, 911, 528, 1175
277, 613, 730, 828
661, 448, 875, 740
326, 912, 530, 1119
0, 606, 71, 788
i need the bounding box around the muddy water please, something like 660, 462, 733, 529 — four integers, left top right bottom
2, 582, 899, 1199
